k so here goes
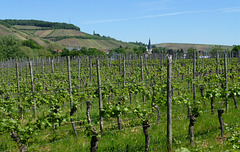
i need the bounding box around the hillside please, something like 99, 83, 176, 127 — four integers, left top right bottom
0, 24, 50, 46
0, 19, 234, 51
155, 43, 233, 51
0, 19, 139, 50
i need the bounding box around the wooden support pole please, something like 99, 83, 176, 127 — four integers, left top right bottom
51, 59, 54, 78
90, 58, 92, 85
96, 58, 104, 133
78, 58, 81, 88
29, 61, 37, 118
193, 50, 196, 105
141, 56, 146, 104
67, 56, 78, 138
16, 62, 23, 118
167, 54, 172, 152
216, 50, 219, 76
224, 52, 228, 112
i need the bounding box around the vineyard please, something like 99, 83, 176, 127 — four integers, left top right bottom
0, 51, 240, 152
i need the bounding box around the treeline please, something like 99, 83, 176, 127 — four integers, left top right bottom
129, 41, 146, 46
61, 45, 150, 58
108, 46, 148, 55
45, 35, 116, 41
0, 19, 80, 30
61, 47, 106, 57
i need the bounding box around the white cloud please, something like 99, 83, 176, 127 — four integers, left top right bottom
222, 7, 240, 13
82, 7, 240, 25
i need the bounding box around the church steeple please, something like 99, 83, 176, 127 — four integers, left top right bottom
148, 39, 152, 50
147, 39, 152, 54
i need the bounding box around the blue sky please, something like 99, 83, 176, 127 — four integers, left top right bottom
0, 0, 239, 45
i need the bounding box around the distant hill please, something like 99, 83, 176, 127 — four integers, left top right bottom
0, 19, 139, 50
0, 19, 234, 51
155, 43, 233, 51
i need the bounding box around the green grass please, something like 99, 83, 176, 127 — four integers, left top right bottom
1, 57, 240, 152
1, 94, 239, 151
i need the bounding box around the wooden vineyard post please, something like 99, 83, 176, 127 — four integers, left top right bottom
196, 51, 199, 77
78, 58, 81, 88
96, 58, 104, 133
29, 61, 37, 118
161, 51, 163, 68
36, 57, 38, 72
144, 55, 148, 75
118, 55, 121, 74
188, 67, 190, 91
158, 54, 161, 68
47, 57, 50, 73
51, 59, 54, 78
167, 54, 172, 152
19, 60, 22, 76
118, 55, 121, 88
7, 61, 9, 85
109, 57, 112, 67
229, 51, 231, 63
67, 57, 73, 108
202, 51, 204, 68
16, 62, 20, 96
216, 51, 220, 87
196, 51, 199, 81
16, 62, 23, 118
174, 52, 177, 66
193, 50, 196, 105
26, 60, 28, 80
216, 50, 219, 76
224, 52, 228, 112
67, 56, 78, 138
41, 59, 44, 75
141, 56, 146, 104
141, 56, 144, 81
238, 49, 240, 63
90, 58, 92, 85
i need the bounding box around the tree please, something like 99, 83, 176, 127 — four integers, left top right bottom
232, 45, 240, 57
186, 48, 196, 59
133, 46, 147, 54
61, 48, 70, 57
0, 35, 24, 59
210, 46, 223, 57
115, 47, 125, 54
22, 39, 40, 49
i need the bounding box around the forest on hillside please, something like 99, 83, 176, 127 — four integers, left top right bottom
0, 19, 80, 30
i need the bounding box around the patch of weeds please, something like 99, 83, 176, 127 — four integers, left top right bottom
226, 124, 240, 150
